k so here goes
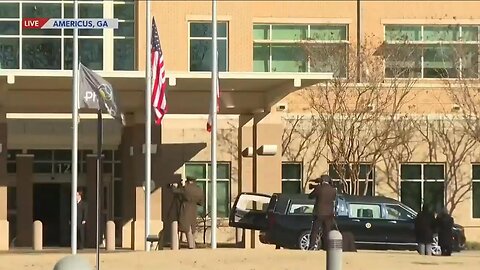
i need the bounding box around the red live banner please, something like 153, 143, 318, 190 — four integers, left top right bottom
23, 18, 50, 29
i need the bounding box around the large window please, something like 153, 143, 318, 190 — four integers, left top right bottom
189, 22, 228, 72
400, 163, 445, 213
26, 149, 92, 174
282, 162, 302, 194
329, 163, 375, 195
0, 1, 135, 71
113, 0, 135, 70
472, 164, 480, 218
101, 150, 122, 220
384, 25, 480, 78
184, 162, 231, 218
253, 24, 348, 76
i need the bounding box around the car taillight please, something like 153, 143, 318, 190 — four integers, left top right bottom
268, 212, 276, 229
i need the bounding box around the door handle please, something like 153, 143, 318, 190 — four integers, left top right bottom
352, 219, 360, 222
388, 220, 397, 224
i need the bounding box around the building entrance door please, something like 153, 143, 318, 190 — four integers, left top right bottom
33, 183, 71, 247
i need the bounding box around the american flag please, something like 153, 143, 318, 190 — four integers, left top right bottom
207, 53, 220, 132
151, 17, 167, 125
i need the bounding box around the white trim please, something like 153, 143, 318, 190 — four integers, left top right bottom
381, 19, 480, 25
104, 0, 114, 71
6, 113, 115, 120
281, 113, 476, 121
0, 70, 333, 80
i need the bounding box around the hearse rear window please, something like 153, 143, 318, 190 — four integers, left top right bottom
288, 203, 314, 214
349, 203, 381, 219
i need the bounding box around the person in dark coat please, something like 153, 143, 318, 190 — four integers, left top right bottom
414, 204, 435, 255
308, 174, 337, 250
76, 190, 88, 249
435, 207, 454, 256
171, 177, 204, 249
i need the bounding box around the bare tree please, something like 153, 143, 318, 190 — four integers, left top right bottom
425, 42, 480, 214
413, 115, 477, 214
297, 35, 419, 195
442, 43, 480, 141
282, 114, 327, 191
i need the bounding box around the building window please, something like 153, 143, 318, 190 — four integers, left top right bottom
400, 163, 445, 212
189, 21, 228, 71
101, 150, 122, 219
0, 1, 134, 71
329, 163, 375, 195
253, 23, 348, 76
282, 162, 302, 194
384, 25, 480, 78
113, 0, 135, 70
6, 149, 21, 173
26, 149, 92, 174
472, 164, 480, 218
184, 162, 231, 218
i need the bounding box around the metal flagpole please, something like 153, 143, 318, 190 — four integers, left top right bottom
145, 0, 152, 251
71, 0, 79, 255
210, 0, 218, 249
95, 109, 103, 269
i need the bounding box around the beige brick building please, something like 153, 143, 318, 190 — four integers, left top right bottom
0, 0, 480, 251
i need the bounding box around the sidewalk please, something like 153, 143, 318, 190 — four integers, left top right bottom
0, 248, 479, 270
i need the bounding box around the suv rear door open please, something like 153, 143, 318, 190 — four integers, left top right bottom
229, 192, 271, 230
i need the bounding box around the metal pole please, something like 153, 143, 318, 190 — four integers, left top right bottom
145, 0, 152, 252
71, 0, 79, 255
210, 0, 218, 249
96, 110, 103, 270
356, 0, 361, 83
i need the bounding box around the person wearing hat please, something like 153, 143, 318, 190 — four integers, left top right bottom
308, 174, 337, 250
171, 176, 204, 249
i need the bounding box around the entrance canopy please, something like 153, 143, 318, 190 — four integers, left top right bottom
0, 70, 332, 114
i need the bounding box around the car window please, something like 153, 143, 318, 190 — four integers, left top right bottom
385, 204, 415, 220
349, 203, 381, 219
288, 203, 314, 214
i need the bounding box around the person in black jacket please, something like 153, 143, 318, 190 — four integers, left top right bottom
308, 175, 337, 250
436, 207, 454, 256
414, 204, 435, 255
76, 190, 88, 249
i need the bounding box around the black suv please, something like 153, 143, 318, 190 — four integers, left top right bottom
229, 192, 466, 255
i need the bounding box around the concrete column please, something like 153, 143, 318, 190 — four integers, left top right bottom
237, 115, 255, 248
120, 124, 134, 249
120, 111, 163, 251
0, 112, 8, 250
253, 112, 282, 194
105, 220, 115, 251
131, 122, 163, 250
86, 154, 102, 248
15, 154, 34, 247
252, 112, 283, 249
33, 220, 43, 251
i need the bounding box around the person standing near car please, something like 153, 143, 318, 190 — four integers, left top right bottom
414, 204, 435, 255
436, 207, 454, 256
171, 177, 204, 249
308, 174, 337, 250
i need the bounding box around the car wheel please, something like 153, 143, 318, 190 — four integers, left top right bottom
298, 231, 321, 250
431, 235, 441, 256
